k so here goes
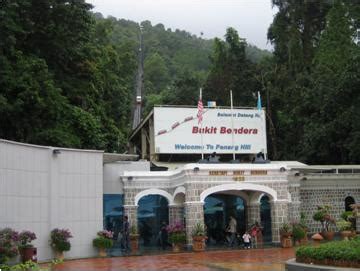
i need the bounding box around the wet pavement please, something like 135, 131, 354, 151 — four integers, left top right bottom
53, 247, 295, 271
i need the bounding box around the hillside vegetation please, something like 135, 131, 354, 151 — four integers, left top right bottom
1, 0, 359, 164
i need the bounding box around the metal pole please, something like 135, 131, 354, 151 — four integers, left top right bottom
230, 90, 235, 161
200, 88, 204, 160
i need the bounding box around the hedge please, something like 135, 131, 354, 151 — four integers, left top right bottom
296, 236, 360, 267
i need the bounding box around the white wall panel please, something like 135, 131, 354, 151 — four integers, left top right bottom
0, 140, 103, 261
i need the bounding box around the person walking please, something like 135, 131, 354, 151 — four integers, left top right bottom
227, 216, 237, 247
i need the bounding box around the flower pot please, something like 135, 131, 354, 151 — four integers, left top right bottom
192, 236, 206, 252
340, 230, 352, 240
130, 234, 139, 253
172, 243, 183, 252
299, 236, 308, 245
321, 231, 335, 241
98, 247, 107, 257
280, 236, 293, 248
19, 247, 37, 263
54, 250, 64, 260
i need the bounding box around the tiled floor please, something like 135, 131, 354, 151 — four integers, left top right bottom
53, 247, 295, 271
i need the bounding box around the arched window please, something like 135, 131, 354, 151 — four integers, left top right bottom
345, 196, 355, 212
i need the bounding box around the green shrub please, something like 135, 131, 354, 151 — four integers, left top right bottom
292, 224, 306, 241
336, 219, 352, 231
191, 222, 206, 237
296, 238, 360, 263
50, 228, 72, 252
93, 237, 113, 249
53, 240, 71, 252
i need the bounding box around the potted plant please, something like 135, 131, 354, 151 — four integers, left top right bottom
167, 222, 186, 252
336, 219, 352, 240
93, 230, 113, 257
18, 230, 37, 262
279, 223, 292, 248
292, 223, 306, 246
129, 225, 140, 254
312, 205, 335, 240
0, 228, 19, 264
191, 222, 207, 252
50, 228, 73, 260
341, 211, 356, 236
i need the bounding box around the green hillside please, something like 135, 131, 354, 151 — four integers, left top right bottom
1, 0, 359, 164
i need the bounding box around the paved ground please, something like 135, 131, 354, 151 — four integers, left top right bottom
53, 247, 295, 271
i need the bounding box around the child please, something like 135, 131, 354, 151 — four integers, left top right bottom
242, 231, 251, 249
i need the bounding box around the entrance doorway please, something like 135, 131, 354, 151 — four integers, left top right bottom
137, 195, 169, 247
260, 195, 272, 244
204, 194, 246, 247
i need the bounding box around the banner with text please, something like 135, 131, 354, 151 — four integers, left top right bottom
153, 107, 267, 154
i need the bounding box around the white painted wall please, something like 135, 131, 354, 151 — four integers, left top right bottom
0, 139, 103, 261
103, 161, 149, 194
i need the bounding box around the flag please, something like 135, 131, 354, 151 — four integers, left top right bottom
257, 91, 262, 111
197, 99, 203, 124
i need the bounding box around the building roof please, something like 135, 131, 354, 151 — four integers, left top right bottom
103, 153, 138, 163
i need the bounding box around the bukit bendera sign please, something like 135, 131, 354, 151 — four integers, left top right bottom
153, 107, 267, 154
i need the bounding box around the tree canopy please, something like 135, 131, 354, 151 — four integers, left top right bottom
1, 0, 359, 164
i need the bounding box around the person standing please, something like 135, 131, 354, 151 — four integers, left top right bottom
122, 215, 130, 254
227, 216, 237, 247
242, 231, 251, 249
250, 221, 263, 248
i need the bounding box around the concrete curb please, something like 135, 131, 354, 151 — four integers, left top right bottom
285, 258, 359, 271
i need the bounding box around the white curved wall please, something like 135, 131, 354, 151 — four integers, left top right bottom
0, 139, 103, 261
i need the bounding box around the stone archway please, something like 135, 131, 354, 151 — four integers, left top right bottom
199, 183, 280, 244
134, 188, 173, 206
171, 186, 185, 225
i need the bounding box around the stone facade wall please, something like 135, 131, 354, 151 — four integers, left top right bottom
247, 203, 260, 228
299, 177, 360, 234
169, 205, 184, 225
120, 165, 360, 246
184, 202, 204, 245
271, 202, 289, 242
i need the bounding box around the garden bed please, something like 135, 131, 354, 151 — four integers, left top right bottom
296, 236, 360, 268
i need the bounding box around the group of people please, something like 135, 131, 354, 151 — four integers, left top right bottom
226, 216, 263, 249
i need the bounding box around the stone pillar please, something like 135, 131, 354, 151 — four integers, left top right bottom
270, 201, 289, 243
169, 205, 184, 225
184, 202, 204, 245
288, 201, 301, 223
247, 203, 260, 229
124, 205, 138, 230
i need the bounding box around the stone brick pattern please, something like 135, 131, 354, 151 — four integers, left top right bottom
184, 202, 204, 245
271, 202, 289, 242
247, 203, 260, 228
169, 205, 184, 225
300, 178, 360, 233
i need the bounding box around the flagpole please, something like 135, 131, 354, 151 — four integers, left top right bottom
230, 90, 235, 161
257, 91, 267, 160
199, 88, 204, 160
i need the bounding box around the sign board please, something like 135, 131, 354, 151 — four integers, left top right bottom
153, 107, 267, 154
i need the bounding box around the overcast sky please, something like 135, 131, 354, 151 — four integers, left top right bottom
87, 0, 277, 50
